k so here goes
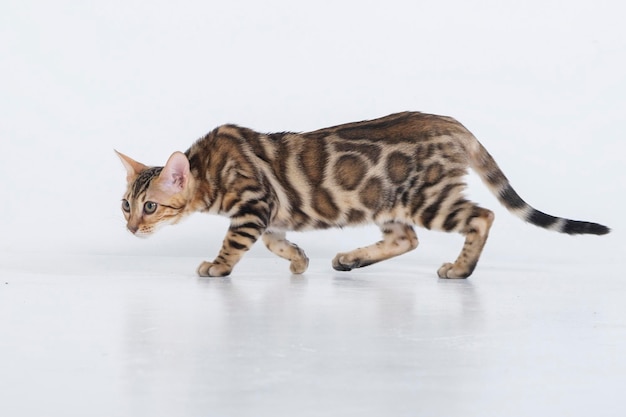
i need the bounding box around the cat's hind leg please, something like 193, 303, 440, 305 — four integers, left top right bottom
332, 222, 418, 271
436, 205, 494, 279
262, 230, 309, 274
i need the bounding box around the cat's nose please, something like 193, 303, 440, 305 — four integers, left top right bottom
127, 224, 139, 234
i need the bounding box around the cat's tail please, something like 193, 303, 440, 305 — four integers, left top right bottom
467, 137, 610, 235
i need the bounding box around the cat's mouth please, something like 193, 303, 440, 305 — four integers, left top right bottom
132, 222, 169, 238
127, 224, 153, 238
134, 230, 152, 239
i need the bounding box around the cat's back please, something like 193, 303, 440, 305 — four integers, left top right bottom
303, 111, 468, 143
190, 112, 467, 155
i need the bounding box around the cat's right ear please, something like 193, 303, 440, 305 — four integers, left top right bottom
115, 150, 148, 182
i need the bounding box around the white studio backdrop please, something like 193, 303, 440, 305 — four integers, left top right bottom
1, 0, 624, 267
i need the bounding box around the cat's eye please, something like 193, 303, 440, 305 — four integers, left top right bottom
122, 199, 131, 213
143, 201, 158, 215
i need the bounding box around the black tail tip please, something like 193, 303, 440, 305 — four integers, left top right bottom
563, 221, 611, 235
593, 224, 611, 235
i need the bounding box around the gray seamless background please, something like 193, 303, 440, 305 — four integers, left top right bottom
2, 2, 626, 416
1, 0, 623, 268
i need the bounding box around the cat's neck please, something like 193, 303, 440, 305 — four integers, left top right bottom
186, 153, 218, 213
184, 171, 207, 213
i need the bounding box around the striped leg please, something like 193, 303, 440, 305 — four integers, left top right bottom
332, 222, 419, 271
437, 206, 494, 279
197, 219, 266, 277
262, 231, 309, 274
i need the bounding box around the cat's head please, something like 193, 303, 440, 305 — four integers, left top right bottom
116, 151, 193, 237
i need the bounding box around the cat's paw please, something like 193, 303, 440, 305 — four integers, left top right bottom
332, 252, 377, 271
331, 254, 364, 271
332, 253, 353, 271
290, 255, 309, 274
437, 262, 470, 279
197, 261, 232, 277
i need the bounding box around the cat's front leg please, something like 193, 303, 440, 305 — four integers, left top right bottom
197, 221, 266, 277
262, 230, 309, 274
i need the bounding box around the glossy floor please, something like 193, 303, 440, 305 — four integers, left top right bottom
1, 255, 624, 417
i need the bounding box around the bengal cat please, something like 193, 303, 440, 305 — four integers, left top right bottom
117, 112, 609, 278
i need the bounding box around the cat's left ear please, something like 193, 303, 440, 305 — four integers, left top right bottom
156, 151, 190, 195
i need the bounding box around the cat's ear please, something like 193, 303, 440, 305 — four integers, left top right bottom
115, 150, 147, 182
156, 151, 190, 195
